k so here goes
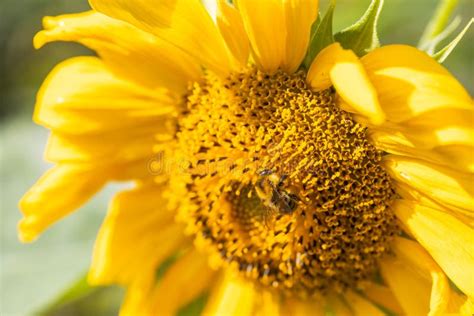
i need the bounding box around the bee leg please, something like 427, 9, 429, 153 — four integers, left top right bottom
258, 169, 273, 176
255, 183, 266, 201
277, 174, 288, 187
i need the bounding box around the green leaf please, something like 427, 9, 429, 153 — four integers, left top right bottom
334, 0, 384, 56
37, 274, 124, 316
418, 0, 459, 49
38, 274, 96, 313
433, 18, 473, 63
302, 2, 335, 69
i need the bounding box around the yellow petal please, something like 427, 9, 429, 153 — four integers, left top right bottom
281, 0, 319, 73
393, 200, 474, 298
88, 185, 187, 285
236, 0, 286, 73
119, 271, 156, 316
283, 297, 325, 316
109, 158, 156, 182
362, 282, 404, 315
369, 108, 474, 154
344, 290, 385, 316
380, 259, 432, 316
89, 0, 234, 76
358, 105, 474, 174
325, 295, 352, 316
384, 155, 474, 214
35, 56, 177, 135
120, 251, 215, 316
203, 271, 257, 316
306, 43, 336, 91
435, 145, 474, 174
217, 0, 249, 67
394, 181, 474, 229
149, 250, 216, 315
236, 0, 317, 73
446, 292, 474, 316
370, 129, 474, 173
45, 124, 166, 164
361, 45, 472, 122
34, 11, 200, 93
18, 164, 105, 242
381, 237, 450, 316
402, 108, 474, 148
255, 290, 282, 316
307, 43, 385, 125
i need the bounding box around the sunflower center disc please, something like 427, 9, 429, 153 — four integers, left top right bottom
171, 67, 399, 297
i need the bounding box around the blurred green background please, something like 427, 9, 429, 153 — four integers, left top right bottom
0, 0, 472, 315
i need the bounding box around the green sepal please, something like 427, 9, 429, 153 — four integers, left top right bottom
334, 0, 384, 56
422, 16, 462, 54
178, 293, 209, 316
418, 0, 472, 63
432, 18, 473, 63
418, 0, 459, 49
302, 1, 335, 69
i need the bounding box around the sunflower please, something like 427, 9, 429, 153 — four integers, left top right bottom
20, 0, 473, 315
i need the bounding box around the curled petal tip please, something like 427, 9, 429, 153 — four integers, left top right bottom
33, 31, 47, 49
17, 218, 39, 243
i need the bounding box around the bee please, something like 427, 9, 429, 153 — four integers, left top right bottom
255, 169, 299, 225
